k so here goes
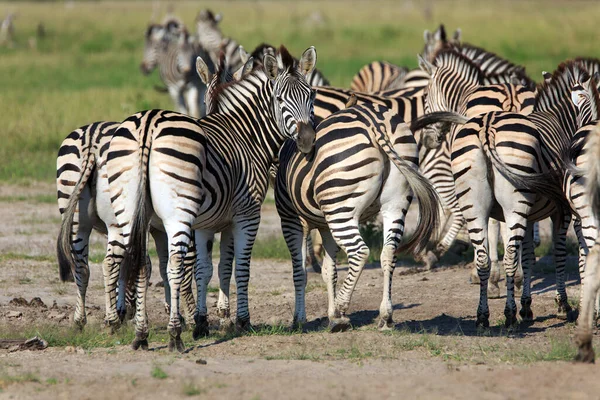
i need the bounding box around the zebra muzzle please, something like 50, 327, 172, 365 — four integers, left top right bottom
296, 121, 316, 154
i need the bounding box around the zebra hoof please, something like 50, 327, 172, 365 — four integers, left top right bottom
556, 299, 572, 320
236, 318, 253, 333
131, 338, 149, 351
168, 336, 185, 353
329, 317, 351, 333
575, 342, 595, 363
504, 314, 518, 328
193, 315, 209, 340
519, 307, 534, 322
377, 318, 394, 331
567, 309, 579, 323
475, 315, 489, 329
310, 259, 322, 274
291, 317, 307, 332
73, 317, 87, 331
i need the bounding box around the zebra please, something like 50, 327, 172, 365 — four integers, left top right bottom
274, 102, 440, 330
574, 107, 600, 363
0, 12, 15, 47
349, 24, 460, 93
247, 43, 330, 87
195, 9, 243, 73
418, 56, 592, 327
105, 45, 317, 352
56, 122, 197, 330
141, 19, 212, 118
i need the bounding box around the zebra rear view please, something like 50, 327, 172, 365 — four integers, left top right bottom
275, 102, 440, 331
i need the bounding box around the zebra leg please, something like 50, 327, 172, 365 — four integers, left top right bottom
378, 209, 409, 330
328, 218, 369, 332
487, 218, 501, 298
101, 231, 123, 331
575, 239, 600, 363
232, 216, 261, 331
554, 212, 574, 321
519, 223, 535, 322
533, 221, 541, 248
319, 229, 340, 326
150, 228, 171, 314
71, 224, 92, 329
131, 257, 150, 351
192, 230, 214, 340
281, 216, 308, 328
181, 237, 197, 328
501, 212, 530, 328
216, 228, 235, 331
309, 230, 323, 273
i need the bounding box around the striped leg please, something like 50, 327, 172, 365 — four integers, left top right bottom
71, 210, 93, 329
181, 240, 197, 325
151, 228, 171, 314
102, 229, 124, 330
553, 213, 574, 320
232, 216, 261, 331
281, 215, 308, 327
328, 218, 369, 332
319, 229, 340, 326
192, 230, 214, 340
487, 218, 502, 298
519, 223, 535, 322
378, 209, 409, 330
216, 228, 235, 330
575, 239, 600, 363
131, 258, 149, 350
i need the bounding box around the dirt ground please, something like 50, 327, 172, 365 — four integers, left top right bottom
1, 183, 599, 400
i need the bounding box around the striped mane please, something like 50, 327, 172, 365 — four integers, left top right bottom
432, 48, 485, 85
208, 45, 296, 111
535, 60, 593, 113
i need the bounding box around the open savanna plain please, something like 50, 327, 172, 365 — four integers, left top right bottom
1, 0, 600, 398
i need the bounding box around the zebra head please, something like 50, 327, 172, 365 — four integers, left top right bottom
140, 23, 166, 74
263, 46, 317, 154
175, 29, 195, 77
571, 69, 600, 124
421, 25, 461, 63
418, 49, 483, 147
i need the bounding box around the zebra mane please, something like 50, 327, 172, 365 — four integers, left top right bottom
207, 51, 264, 111
145, 23, 162, 38
162, 16, 184, 31
431, 48, 485, 85
451, 42, 527, 76
277, 45, 296, 73
250, 43, 276, 62
535, 60, 595, 113
196, 9, 219, 24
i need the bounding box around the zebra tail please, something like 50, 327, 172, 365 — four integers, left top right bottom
56, 145, 96, 282
118, 141, 151, 292
370, 125, 441, 255
586, 125, 600, 217
481, 124, 571, 223
409, 111, 469, 132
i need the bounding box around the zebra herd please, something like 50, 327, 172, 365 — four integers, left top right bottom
55, 12, 600, 362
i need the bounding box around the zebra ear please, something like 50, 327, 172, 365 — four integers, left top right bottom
196, 56, 212, 85
423, 29, 432, 43
593, 72, 600, 85
418, 54, 434, 75
453, 28, 461, 42
263, 54, 279, 80
234, 56, 254, 80
435, 24, 447, 42
542, 71, 552, 83
299, 46, 317, 77
215, 13, 222, 23
238, 46, 250, 64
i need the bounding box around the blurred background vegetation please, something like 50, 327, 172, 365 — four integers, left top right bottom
0, 0, 598, 183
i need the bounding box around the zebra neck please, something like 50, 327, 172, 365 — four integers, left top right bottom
197, 24, 225, 56
214, 75, 287, 167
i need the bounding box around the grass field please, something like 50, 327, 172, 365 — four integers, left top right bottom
0, 0, 599, 182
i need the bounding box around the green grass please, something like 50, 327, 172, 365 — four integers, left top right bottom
151, 366, 168, 380
251, 236, 291, 260
1, 1, 598, 183
0, 253, 55, 263
0, 372, 41, 390
182, 382, 205, 396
